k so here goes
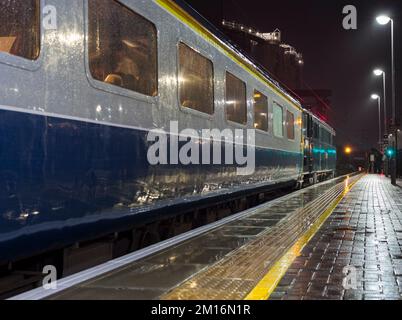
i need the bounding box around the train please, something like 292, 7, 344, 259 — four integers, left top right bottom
0, 0, 336, 278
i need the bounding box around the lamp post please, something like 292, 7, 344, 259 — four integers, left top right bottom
371, 94, 382, 147
376, 15, 397, 185
373, 69, 387, 135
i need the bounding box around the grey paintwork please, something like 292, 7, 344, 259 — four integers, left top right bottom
0, 0, 303, 151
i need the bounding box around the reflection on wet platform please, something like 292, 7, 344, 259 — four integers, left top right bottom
47, 175, 359, 300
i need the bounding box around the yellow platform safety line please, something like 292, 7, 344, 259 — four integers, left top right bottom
245, 175, 364, 300
155, 0, 302, 112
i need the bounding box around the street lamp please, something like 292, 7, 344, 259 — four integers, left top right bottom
373, 69, 383, 76
376, 14, 397, 185
371, 94, 382, 147
376, 15, 391, 25
373, 69, 387, 135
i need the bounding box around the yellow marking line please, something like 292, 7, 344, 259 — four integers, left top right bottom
155, 0, 302, 111
245, 175, 363, 300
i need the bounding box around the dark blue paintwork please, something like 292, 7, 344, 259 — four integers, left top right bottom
0, 109, 303, 262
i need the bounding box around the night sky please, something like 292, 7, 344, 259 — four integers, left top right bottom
183, 0, 402, 151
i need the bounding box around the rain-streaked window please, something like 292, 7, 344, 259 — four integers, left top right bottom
273, 102, 284, 138
313, 122, 319, 139
88, 0, 158, 96
321, 127, 332, 144
226, 72, 247, 125
0, 0, 40, 60
253, 90, 268, 132
286, 110, 295, 140
178, 43, 214, 114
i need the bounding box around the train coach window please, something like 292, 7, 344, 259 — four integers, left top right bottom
253, 90, 268, 131
286, 110, 295, 140
0, 0, 40, 60
88, 0, 157, 96
322, 129, 331, 144
273, 102, 284, 138
313, 122, 320, 139
226, 72, 247, 125
178, 43, 214, 114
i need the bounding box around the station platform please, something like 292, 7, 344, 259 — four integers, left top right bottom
11, 173, 368, 300
270, 175, 402, 300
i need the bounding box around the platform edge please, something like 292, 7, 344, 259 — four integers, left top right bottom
244, 174, 364, 301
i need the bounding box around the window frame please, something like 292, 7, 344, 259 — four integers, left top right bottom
224, 70, 248, 128
176, 40, 215, 119
252, 89, 270, 134
84, 0, 159, 103
286, 109, 296, 141
272, 101, 285, 138
0, 0, 43, 71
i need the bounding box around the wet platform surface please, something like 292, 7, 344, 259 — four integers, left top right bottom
43, 174, 359, 300
270, 175, 402, 300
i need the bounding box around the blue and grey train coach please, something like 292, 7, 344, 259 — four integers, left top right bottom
0, 0, 336, 271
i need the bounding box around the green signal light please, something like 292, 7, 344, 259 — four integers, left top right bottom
386, 148, 395, 157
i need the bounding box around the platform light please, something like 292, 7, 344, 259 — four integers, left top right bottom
371, 94, 380, 100
344, 146, 352, 155
376, 15, 391, 25
376, 13, 396, 185
373, 69, 384, 76
373, 68, 388, 136
370, 94, 382, 149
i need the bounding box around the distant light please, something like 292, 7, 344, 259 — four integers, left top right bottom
371, 94, 380, 100
386, 147, 395, 157
345, 146, 352, 155
373, 69, 384, 76
298, 59, 304, 65
376, 15, 391, 25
